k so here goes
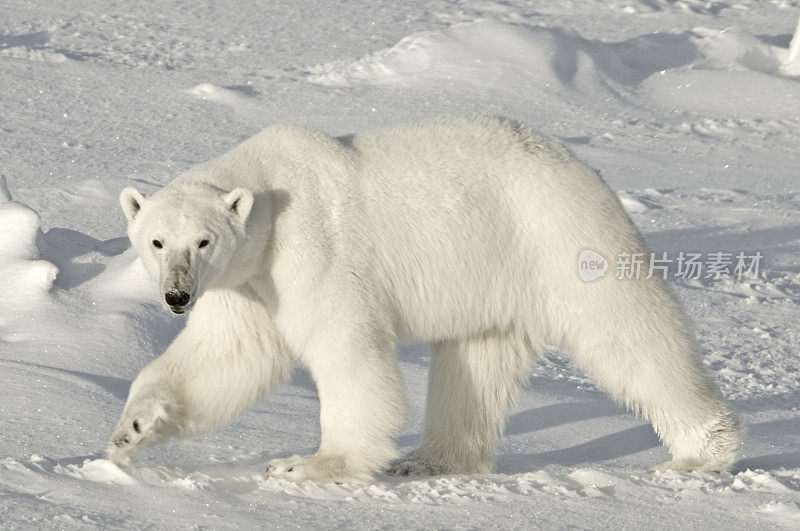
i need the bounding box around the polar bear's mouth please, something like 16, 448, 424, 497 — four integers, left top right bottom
168, 302, 194, 315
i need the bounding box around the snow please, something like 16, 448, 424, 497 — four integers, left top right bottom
2, 0, 800, 528
0, 187, 57, 331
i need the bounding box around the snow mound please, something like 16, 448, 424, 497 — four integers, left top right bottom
307, 20, 667, 93
642, 71, 799, 121
635, 20, 800, 119
55, 458, 137, 486
188, 83, 251, 106
309, 19, 800, 120
308, 19, 800, 89
0, 177, 58, 326
691, 19, 800, 77
758, 501, 800, 521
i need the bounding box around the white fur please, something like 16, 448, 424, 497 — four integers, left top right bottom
109, 115, 741, 482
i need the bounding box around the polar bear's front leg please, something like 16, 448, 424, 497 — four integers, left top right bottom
108, 286, 291, 467
109, 384, 181, 467
108, 340, 192, 467
266, 313, 406, 484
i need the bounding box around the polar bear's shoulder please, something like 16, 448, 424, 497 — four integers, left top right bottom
248, 124, 345, 153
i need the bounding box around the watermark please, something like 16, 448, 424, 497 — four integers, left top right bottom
578, 249, 609, 282
578, 249, 762, 282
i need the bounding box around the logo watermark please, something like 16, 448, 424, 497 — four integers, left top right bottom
578, 250, 762, 282
578, 249, 609, 282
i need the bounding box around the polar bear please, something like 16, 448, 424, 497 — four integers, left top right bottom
109, 115, 740, 483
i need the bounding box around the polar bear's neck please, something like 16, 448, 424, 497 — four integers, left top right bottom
174, 124, 353, 196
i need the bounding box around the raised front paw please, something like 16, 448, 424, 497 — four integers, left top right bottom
108, 396, 178, 467
265, 453, 371, 484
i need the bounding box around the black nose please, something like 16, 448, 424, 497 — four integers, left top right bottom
165, 290, 190, 307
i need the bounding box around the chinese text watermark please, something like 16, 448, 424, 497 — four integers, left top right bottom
579, 250, 762, 282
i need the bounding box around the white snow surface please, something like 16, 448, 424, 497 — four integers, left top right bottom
2, 0, 800, 528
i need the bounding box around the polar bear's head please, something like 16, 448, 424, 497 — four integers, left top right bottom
120, 183, 257, 314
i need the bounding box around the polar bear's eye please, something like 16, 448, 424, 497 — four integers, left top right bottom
198, 239, 210, 249
152, 239, 163, 249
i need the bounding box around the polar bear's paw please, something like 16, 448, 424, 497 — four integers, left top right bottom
652, 456, 735, 473
108, 396, 179, 467
652, 415, 741, 473
651, 457, 706, 472
386, 451, 458, 477
265, 453, 371, 484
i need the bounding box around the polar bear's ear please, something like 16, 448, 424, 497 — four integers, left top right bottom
223, 188, 254, 223
120, 187, 146, 223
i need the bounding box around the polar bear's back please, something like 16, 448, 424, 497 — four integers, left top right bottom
341, 116, 646, 341
352, 115, 570, 181
351, 114, 640, 265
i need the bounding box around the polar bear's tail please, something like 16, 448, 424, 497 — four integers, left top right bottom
0, 175, 12, 203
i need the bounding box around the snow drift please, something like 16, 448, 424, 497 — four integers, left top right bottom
0, 176, 58, 331
308, 19, 800, 119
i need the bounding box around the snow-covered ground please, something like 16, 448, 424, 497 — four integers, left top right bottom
2, 0, 800, 527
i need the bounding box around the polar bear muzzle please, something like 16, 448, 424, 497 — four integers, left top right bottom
164, 290, 191, 313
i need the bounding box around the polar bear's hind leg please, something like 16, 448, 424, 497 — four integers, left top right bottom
562, 283, 741, 472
